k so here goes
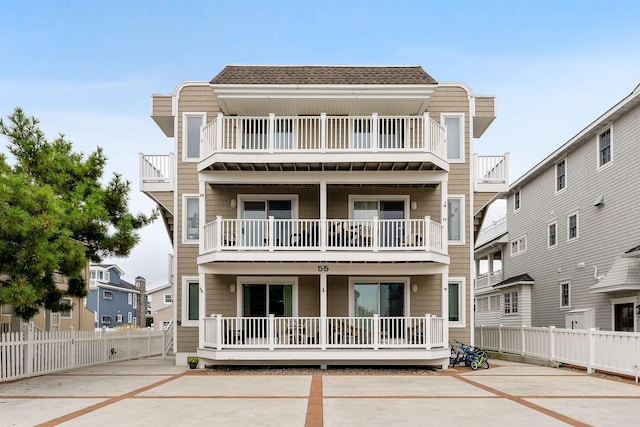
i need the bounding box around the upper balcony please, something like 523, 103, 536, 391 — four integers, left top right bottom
139, 153, 174, 193
474, 153, 509, 193
198, 113, 448, 172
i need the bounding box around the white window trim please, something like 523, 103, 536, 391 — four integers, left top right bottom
503, 290, 519, 315
237, 194, 300, 219
128, 312, 132, 323
447, 195, 465, 245
347, 195, 410, 220
513, 189, 521, 212
567, 211, 579, 242
133, 295, 137, 309
597, 125, 614, 171
101, 315, 112, 324
548, 221, 558, 248
347, 277, 411, 318
182, 112, 206, 162
164, 294, 172, 304
128, 293, 132, 305
610, 296, 637, 333
559, 281, 571, 309
182, 194, 200, 245
181, 276, 200, 327
448, 277, 466, 328
116, 314, 123, 322
59, 297, 73, 319
236, 276, 299, 317
441, 113, 465, 163
555, 157, 568, 194
103, 290, 113, 300
510, 235, 527, 256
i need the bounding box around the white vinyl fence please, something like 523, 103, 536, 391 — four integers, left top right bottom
476, 325, 640, 380
0, 321, 174, 382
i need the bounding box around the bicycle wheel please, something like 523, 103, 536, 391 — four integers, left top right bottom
470, 361, 479, 370
481, 360, 489, 369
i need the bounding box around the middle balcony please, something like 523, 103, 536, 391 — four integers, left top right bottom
200, 216, 448, 264
199, 113, 448, 172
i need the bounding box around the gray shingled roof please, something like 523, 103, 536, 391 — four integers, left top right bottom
210, 65, 437, 85
493, 274, 534, 288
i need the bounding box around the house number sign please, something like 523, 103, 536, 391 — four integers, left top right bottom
317, 265, 329, 272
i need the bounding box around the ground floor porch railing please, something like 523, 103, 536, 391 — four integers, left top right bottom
202, 315, 445, 351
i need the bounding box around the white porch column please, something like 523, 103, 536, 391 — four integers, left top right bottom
320, 180, 327, 251
199, 181, 206, 255
216, 112, 224, 152
320, 272, 328, 350
441, 180, 448, 255
442, 271, 449, 348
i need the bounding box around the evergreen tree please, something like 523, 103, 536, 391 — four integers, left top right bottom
0, 107, 157, 320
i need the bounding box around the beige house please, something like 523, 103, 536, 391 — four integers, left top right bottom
147, 283, 173, 330
141, 65, 507, 367
1, 265, 95, 334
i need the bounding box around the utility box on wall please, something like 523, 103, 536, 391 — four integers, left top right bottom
565, 308, 595, 329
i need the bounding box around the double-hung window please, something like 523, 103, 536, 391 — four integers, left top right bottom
556, 159, 566, 192
504, 291, 518, 314
548, 222, 557, 248
560, 282, 571, 307
514, 190, 521, 211
510, 235, 527, 256
598, 128, 612, 168
59, 297, 72, 319
164, 294, 172, 304
567, 212, 579, 241
128, 293, 132, 305
448, 279, 465, 327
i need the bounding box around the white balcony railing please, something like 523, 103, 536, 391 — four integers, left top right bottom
474, 154, 509, 191
203, 217, 446, 254
475, 270, 503, 289
202, 315, 445, 350
201, 113, 446, 160
139, 153, 174, 191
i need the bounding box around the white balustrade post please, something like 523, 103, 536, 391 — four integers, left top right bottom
162, 323, 167, 359
424, 216, 430, 251
320, 316, 327, 350
372, 216, 379, 252
521, 324, 526, 356
373, 314, 379, 350
268, 216, 275, 252
425, 314, 432, 350
216, 314, 223, 350
371, 113, 378, 152
423, 112, 430, 152
25, 322, 34, 376
320, 113, 327, 152
102, 326, 108, 363
69, 326, 76, 368
549, 325, 555, 362
216, 216, 223, 250
216, 113, 224, 152
268, 113, 275, 153
587, 327, 595, 374
268, 314, 275, 351
499, 324, 503, 353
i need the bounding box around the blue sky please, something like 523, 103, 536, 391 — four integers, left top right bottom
2, 0, 639, 289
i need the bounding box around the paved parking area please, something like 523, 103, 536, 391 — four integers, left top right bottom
1, 357, 639, 426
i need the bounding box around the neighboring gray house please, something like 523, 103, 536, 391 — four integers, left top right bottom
147, 283, 173, 330
475, 84, 640, 332
86, 264, 146, 328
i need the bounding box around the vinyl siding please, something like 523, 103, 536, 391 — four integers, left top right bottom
503, 101, 640, 330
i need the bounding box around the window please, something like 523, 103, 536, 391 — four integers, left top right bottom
128, 312, 132, 323
476, 297, 488, 312
164, 294, 172, 304
351, 280, 406, 317
128, 293, 132, 305
556, 159, 566, 192
448, 279, 465, 327
350, 196, 408, 247
489, 295, 499, 311
510, 235, 527, 256
504, 291, 518, 314
239, 195, 297, 247
548, 222, 557, 247
116, 314, 123, 322
133, 296, 137, 309
568, 213, 579, 241
102, 315, 112, 324
90, 271, 96, 279
182, 277, 200, 327
514, 190, 521, 211
59, 297, 72, 319
183, 113, 205, 161
447, 196, 464, 244
184, 195, 200, 242
598, 128, 612, 167
560, 282, 570, 307
103, 291, 113, 300
442, 114, 464, 161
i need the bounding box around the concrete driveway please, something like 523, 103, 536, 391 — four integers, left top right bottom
1, 357, 639, 426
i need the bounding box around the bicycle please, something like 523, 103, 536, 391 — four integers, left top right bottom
450, 340, 489, 370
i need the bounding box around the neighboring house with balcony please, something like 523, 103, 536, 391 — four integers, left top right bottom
86, 264, 146, 328
0, 268, 95, 334
148, 283, 173, 330
140, 64, 508, 367
475, 84, 640, 332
